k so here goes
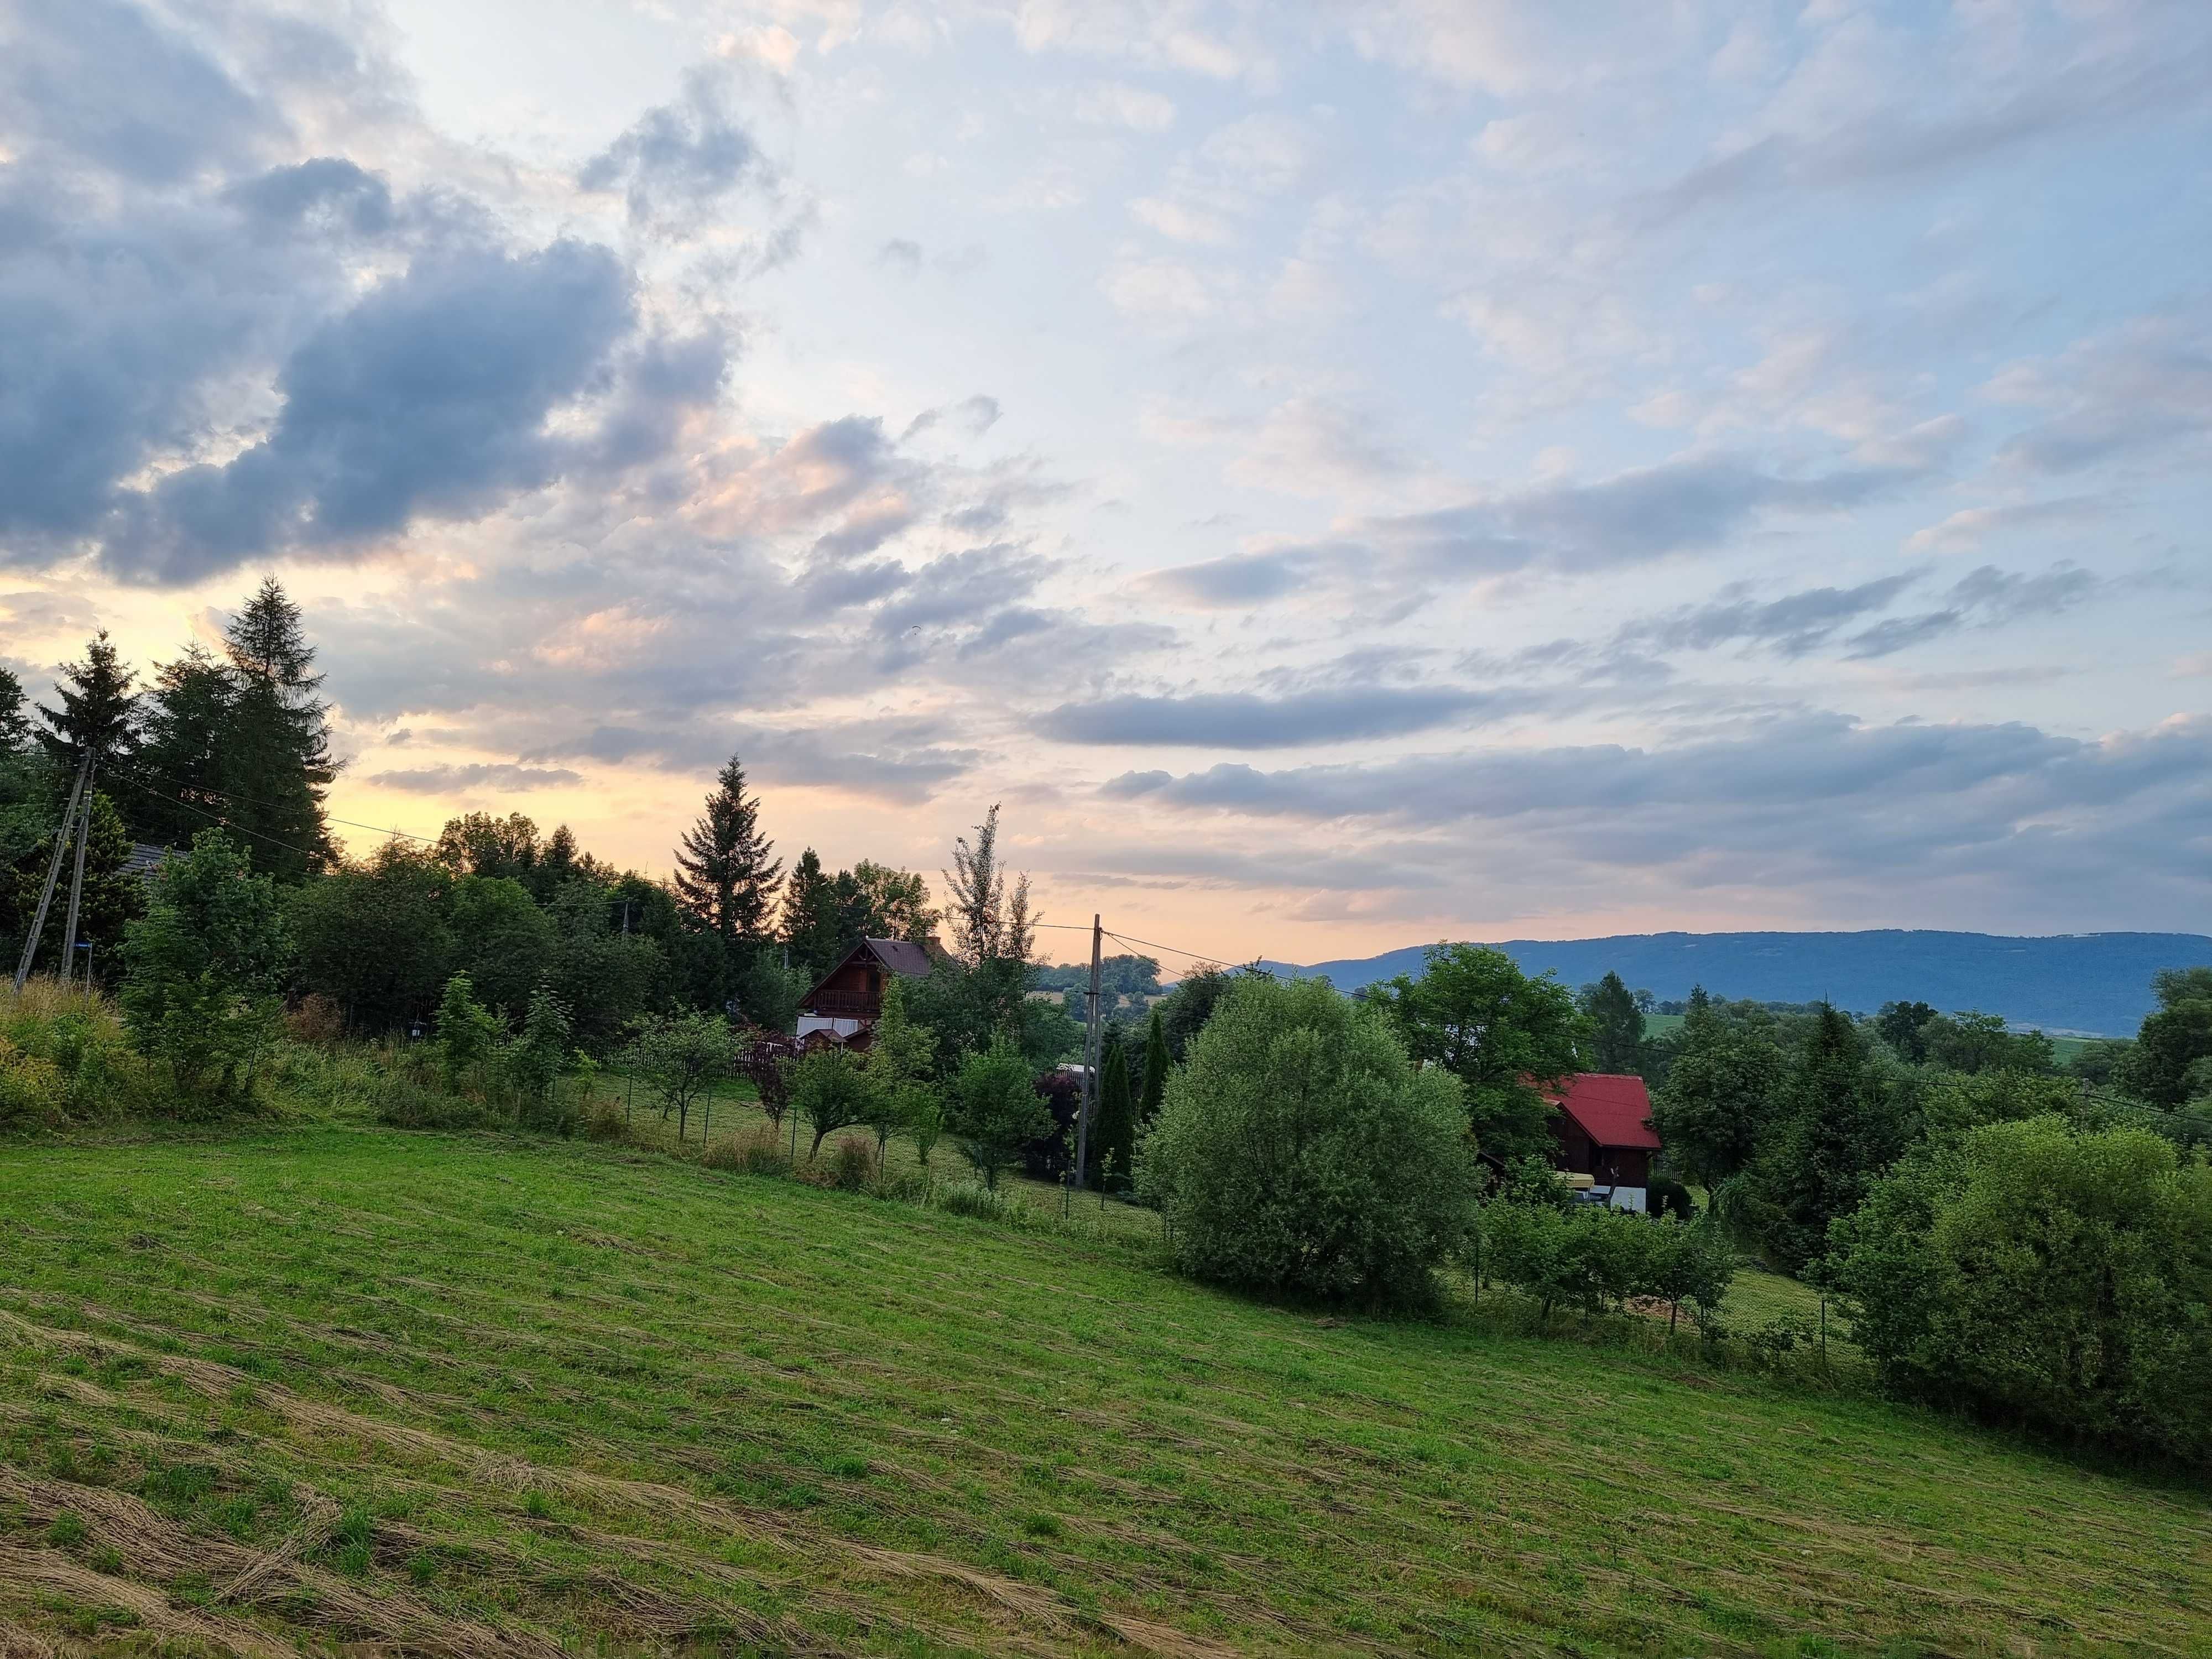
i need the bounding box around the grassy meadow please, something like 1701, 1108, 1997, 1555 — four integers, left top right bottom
3, 1124, 2209, 1657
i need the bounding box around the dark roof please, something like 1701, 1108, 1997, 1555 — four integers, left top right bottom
123, 843, 179, 880
863, 937, 938, 978
799, 936, 947, 1013
1543, 1073, 1660, 1151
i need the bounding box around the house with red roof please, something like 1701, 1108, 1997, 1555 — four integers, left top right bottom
1543, 1073, 1661, 1213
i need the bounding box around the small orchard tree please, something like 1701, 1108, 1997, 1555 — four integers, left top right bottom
948, 1040, 1050, 1189
119, 830, 290, 1109
1138, 978, 1478, 1308
1644, 1218, 1737, 1334
791, 1047, 874, 1159
509, 982, 573, 1131
435, 973, 500, 1089
863, 977, 938, 1158
623, 1011, 738, 1140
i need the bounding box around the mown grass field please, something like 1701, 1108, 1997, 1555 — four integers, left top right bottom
2, 1127, 2208, 1658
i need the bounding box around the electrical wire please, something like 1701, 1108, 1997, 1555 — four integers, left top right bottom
107, 761, 438, 845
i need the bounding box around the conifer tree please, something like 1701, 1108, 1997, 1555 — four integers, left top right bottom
1138, 1006, 1169, 1127
942, 803, 1035, 966
0, 667, 30, 757
35, 630, 139, 775
217, 577, 337, 880
780, 848, 843, 981
671, 753, 781, 947
1095, 1029, 1135, 1188
135, 645, 233, 851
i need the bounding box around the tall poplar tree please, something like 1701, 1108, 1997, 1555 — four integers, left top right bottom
1095, 1031, 1135, 1188
671, 753, 781, 948
217, 577, 337, 880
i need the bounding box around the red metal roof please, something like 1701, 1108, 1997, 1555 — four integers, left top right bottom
1542, 1073, 1660, 1151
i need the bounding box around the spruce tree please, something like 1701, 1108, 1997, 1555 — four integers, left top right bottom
217, 577, 337, 880
35, 630, 139, 774
671, 754, 781, 947
1095, 1030, 1135, 1189
780, 848, 843, 981
1139, 1006, 1169, 1126
135, 645, 233, 851
0, 667, 30, 756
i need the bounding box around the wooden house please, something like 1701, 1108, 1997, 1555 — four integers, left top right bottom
1543, 1073, 1661, 1212
794, 937, 945, 1051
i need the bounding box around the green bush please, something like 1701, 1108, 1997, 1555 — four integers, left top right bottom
0, 1037, 67, 1126
1826, 1114, 2212, 1465
1137, 977, 1477, 1309
374, 1073, 499, 1131
947, 1041, 1049, 1190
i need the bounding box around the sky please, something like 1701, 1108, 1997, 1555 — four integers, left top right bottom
2, 0, 2208, 971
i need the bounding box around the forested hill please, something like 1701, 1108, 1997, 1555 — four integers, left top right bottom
1260, 931, 2212, 1036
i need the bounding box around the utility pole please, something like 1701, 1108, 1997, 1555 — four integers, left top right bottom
60, 761, 96, 987
12, 754, 91, 994
1076, 913, 1101, 1190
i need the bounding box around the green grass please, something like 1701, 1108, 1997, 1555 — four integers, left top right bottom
2, 1128, 2208, 1657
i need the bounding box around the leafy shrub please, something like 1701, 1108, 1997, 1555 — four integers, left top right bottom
0, 1038, 67, 1126
1138, 977, 1477, 1309
121, 831, 290, 1112
869, 1168, 932, 1204
1481, 1202, 1735, 1331
791, 1048, 875, 1160
947, 1041, 1050, 1190
285, 993, 346, 1045
1827, 1114, 2212, 1465
827, 1136, 877, 1191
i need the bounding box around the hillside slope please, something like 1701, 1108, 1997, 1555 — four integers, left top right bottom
3, 1128, 2207, 1656
1262, 929, 2212, 1034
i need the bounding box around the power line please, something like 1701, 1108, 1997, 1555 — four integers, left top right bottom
101, 770, 330, 862
108, 761, 439, 846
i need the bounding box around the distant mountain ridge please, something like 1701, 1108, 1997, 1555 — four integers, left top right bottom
1255, 931, 2212, 1037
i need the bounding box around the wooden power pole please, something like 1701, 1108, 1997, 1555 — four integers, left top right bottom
60, 762, 96, 987
1076, 912, 1102, 1190
12, 754, 91, 995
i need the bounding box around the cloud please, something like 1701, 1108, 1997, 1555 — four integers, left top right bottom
1988, 315, 2212, 477
1904, 498, 2104, 552
367, 763, 584, 793
577, 65, 769, 232
875, 237, 923, 274
1360, 451, 1918, 579
1141, 547, 1321, 607
1843, 564, 2101, 659
1037, 685, 1512, 748
1620, 572, 1921, 658
1096, 712, 2212, 917
111, 239, 643, 581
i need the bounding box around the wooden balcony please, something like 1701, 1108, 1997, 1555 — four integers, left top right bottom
804, 989, 881, 1019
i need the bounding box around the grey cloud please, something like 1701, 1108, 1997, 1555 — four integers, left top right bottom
113, 239, 638, 580
225, 158, 394, 237
1039, 685, 1512, 748
1621, 572, 1921, 658
1844, 563, 2101, 659
1142, 547, 1319, 607
1374, 454, 1914, 577
367, 763, 583, 793
1092, 713, 2212, 916
1, 0, 271, 184
1995, 316, 2212, 478
578, 65, 767, 231
876, 238, 923, 274
526, 717, 978, 805
1645, 35, 2211, 221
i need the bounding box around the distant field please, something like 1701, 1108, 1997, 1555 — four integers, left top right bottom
4, 1128, 2207, 1656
